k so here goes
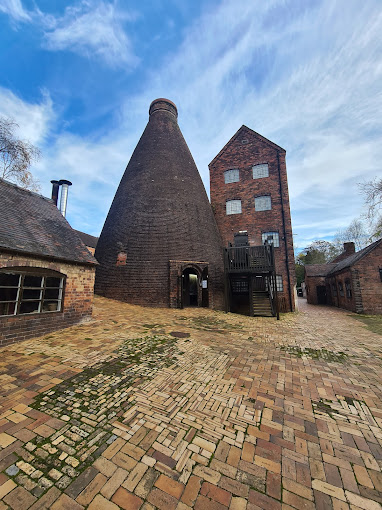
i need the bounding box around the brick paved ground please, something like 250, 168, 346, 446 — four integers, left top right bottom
0, 297, 381, 510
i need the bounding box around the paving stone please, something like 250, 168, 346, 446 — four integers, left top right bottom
147, 487, 178, 510
51, 493, 84, 510
4, 486, 37, 509
1, 297, 382, 510
88, 494, 120, 510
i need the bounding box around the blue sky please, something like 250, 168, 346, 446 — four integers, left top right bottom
1, 0, 381, 251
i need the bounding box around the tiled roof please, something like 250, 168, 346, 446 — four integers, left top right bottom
0, 178, 97, 265
305, 263, 337, 277
74, 230, 98, 249
327, 238, 382, 274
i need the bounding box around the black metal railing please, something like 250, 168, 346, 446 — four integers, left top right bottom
224, 245, 274, 273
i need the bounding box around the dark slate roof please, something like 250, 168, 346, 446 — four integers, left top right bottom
327, 238, 382, 275
305, 263, 337, 277
0, 178, 97, 265
74, 230, 98, 249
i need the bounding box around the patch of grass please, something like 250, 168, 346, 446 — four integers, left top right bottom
350, 314, 382, 336
84, 337, 93, 341
280, 346, 348, 363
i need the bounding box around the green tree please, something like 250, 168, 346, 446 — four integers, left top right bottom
295, 240, 340, 287
0, 117, 41, 191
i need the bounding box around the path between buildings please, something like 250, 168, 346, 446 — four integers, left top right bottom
0, 297, 381, 510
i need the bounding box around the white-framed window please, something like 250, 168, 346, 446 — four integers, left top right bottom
0, 271, 64, 317
262, 232, 279, 247
255, 195, 271, 211
224, 169, 239, 184
226, 200, 242, 215
253, 163, 269, 179
276, 275, 283, 292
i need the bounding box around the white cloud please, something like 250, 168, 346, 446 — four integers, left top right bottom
0, 0, 31, 22
0, 87, 54, 145
42, 1, 138, 68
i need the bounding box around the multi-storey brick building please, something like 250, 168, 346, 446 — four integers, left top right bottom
209, 126, 296, 314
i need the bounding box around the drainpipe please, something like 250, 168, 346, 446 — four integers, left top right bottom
277, 152, 293, 312
58, 179, 72, 218
50, 180, 60, 206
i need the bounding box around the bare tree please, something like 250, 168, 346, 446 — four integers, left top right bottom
334, 218, 370, 251
0, 117, 41, 191
359, 178, 382, 240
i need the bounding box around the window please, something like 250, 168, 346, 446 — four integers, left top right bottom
345, 279, 352, 299
338, 281, 344, 297
224, 169, 239, 184
255, 195, 271, 211
276, 275, 283, 292
331, 282, 337, 297
0, 271, 64, 317
231, 278, 248, 293
226, 200, 242, 215
262, 232, 279, 247
379, 268, 382, 282
253, 164, 269, 179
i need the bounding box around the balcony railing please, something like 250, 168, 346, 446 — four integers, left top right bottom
224, 245, 274, 273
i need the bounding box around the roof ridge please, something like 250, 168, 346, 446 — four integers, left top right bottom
208, 125, 286, 167
0, 177, 53, 203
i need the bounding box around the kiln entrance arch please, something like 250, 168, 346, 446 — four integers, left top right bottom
182, 268, 199, 307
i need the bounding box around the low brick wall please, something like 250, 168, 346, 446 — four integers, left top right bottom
0, 252, 95, 347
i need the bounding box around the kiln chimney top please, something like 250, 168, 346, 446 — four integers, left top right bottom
149, 98, 178, 119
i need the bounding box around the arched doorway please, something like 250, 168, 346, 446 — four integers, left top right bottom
182, 268, 199, 307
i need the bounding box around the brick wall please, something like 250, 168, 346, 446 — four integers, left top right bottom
326, 269, 356, 312
305, 275, 327, 305
209, 127, 296, 311
0, 252, 95, 347
354, 243, 382, 314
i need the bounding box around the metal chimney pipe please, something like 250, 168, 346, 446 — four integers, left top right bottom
58, 179, 72, 217
50, 180, 60, 206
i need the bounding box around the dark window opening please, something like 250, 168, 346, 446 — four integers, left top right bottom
0, 270, 64, 317
345, 279, 352, 299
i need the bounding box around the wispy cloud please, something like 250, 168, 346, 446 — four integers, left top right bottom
0, 0, 31, 22
42, 1, 138, 69
0, 87, 54, 145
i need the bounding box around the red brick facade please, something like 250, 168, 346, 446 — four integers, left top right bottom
209, 126, 296, 311
305, 240, 382, 314
0, 251, 95, 347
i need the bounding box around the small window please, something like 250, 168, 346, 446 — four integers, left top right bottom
338, 281, 344, 297
345, 280, 352, 299
262, 232, 279, 247
226, 200, 242, 215
253, 164, 269, 179
224, 169, 239, 184
379, 268, 382, 282
0, 270, 64, 317
231, 278, 249, 293
331, 283, 337, 297
255, 196, 271, 211
276, 275, 283, 292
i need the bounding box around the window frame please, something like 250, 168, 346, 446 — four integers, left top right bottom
0, 269, 65, 317
338, 281, 344, 297
224, 169, 240, 184
254, 195, 272, 211
262, 231, 280, 248
345, 279, 352, 299
276, 275, 283, 292
226, 199, 242, 215
252, 163, 269, 179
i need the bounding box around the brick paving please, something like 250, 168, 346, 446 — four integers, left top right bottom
1, 297, 381, 509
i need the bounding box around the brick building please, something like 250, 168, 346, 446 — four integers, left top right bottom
209, 126, 296, 315
305, 240, 382, 314
95, 99, 224, 310
0, 179, 97, 347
